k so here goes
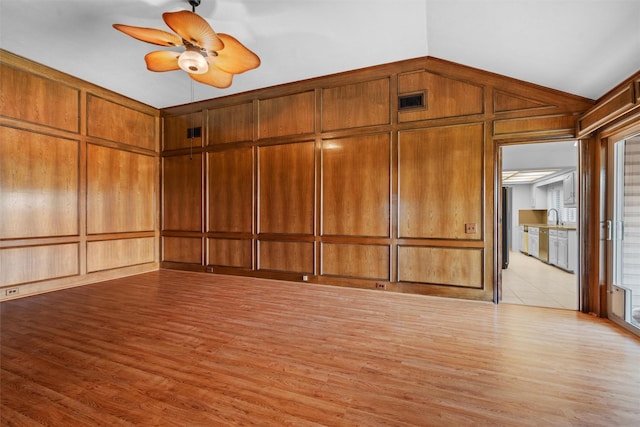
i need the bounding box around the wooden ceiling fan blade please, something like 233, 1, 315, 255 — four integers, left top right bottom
213, 34, 261, 74
113, 24, 183, 47
189, 63, 233, 88
162, 10, 224, 52
144, 51, 181, 72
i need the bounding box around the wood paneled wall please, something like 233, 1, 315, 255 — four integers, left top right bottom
577, 69, 640, 316
160, 56, 593, 301
0, 50, 160, 300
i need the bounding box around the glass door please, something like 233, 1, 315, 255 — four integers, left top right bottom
610, 133, 640, 333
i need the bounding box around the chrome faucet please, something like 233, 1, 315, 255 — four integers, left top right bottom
548, 208, 560, 225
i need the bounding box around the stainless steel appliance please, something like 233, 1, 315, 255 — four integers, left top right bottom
539, 227, 549, 262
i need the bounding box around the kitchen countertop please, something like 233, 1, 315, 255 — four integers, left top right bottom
521, 224, 577, 230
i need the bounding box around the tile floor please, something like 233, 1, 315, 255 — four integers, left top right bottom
501, 250, 578, 310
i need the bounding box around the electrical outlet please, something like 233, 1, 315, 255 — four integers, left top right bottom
206, 266, 214, 273
465, 223, 477, 234
5, 288, 19, 297
375, 283, 386, 290
302, 275, 309, 282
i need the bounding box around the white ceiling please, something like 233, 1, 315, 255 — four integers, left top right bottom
503, 141, 577, 180
1, 0, 639, 109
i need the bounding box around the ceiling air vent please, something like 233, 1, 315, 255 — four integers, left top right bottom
186, 126, 202, 139
398, 92, 426, 110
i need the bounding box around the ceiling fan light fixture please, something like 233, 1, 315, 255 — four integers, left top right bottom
178, 48, 208, 74
114, 0, 260, 87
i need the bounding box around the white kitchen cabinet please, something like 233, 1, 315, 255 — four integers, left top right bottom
549, 228, 558, 265
528, 227, 539, 258
563, 171, 576, 207
518, 225, 525, 252
567, 229, 577, 273
557, 229, 578, 272
548, 227, 576, 272
557, 231, 568, 269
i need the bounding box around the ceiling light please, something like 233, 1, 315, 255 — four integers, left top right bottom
112, 0, 260, 88
502, 169, 560, 184
178, 48, 208, 74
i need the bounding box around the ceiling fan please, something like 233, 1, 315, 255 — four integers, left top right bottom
113, 0, 260, 88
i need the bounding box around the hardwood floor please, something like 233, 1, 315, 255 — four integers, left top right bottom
2, 270, 640, 426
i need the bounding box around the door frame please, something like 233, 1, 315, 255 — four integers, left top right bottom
603, 124, 640, 337
495, 139, 582, 309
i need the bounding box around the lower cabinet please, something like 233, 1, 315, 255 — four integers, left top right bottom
548, 228, 576, 273
567, 229, 577, 273
528, 227, 539, 258
549, 229, 558, 265
557, 231, 569, 270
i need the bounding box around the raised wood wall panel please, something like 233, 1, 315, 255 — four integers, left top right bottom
258, 91, 315, 139
0, 244, 79, 287
208, 238, 252, 268
163, 237, 202, 264
208, 103, 253, 145
208, 148, 253, 233
0, 126, 79, 239
321, 243, 390, 280
87, 237, 155, 273
258, 240, 314, 273
322, 133, 390, 237
87, 144, 155, 234
494, 114, 577, 139
0, 63, 79, 133
258, 142, 315, 235
398, 124, 483, 239
398, 70, 484, 122
163, 154, 202, 232
398, 246, 483, 288
573, 70, 640, 316
163, 112, 203, 151
160, 56, 594, 302
493, 91, 554, 113
0, 51, 160, 300
321, 78, 390, 131
578, 85, 636, 135
87, 95, 156, 150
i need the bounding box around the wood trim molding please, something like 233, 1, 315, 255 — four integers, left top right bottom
578, 84, 636, 136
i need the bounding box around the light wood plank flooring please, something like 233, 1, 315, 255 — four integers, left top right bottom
502, 251, 578, 310
2, 270, 639, 426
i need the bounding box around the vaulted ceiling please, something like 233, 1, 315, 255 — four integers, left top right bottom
1, 0, 639, 109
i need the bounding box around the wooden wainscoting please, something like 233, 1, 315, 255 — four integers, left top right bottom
161, 56, 594, 302
0, 50, 160, 301
2, 270, 639, 425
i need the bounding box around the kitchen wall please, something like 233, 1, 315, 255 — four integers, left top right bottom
504, 140, 578, 250
507, 170, 577, 250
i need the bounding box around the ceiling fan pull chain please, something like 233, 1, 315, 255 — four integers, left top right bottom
189, 79, 195, 160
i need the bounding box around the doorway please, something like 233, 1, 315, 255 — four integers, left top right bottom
609, 132, 640, 334
499, 141, 579, 310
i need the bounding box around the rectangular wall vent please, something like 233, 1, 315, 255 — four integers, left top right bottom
399, 92, 426, 110
186, 127, 202, 139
